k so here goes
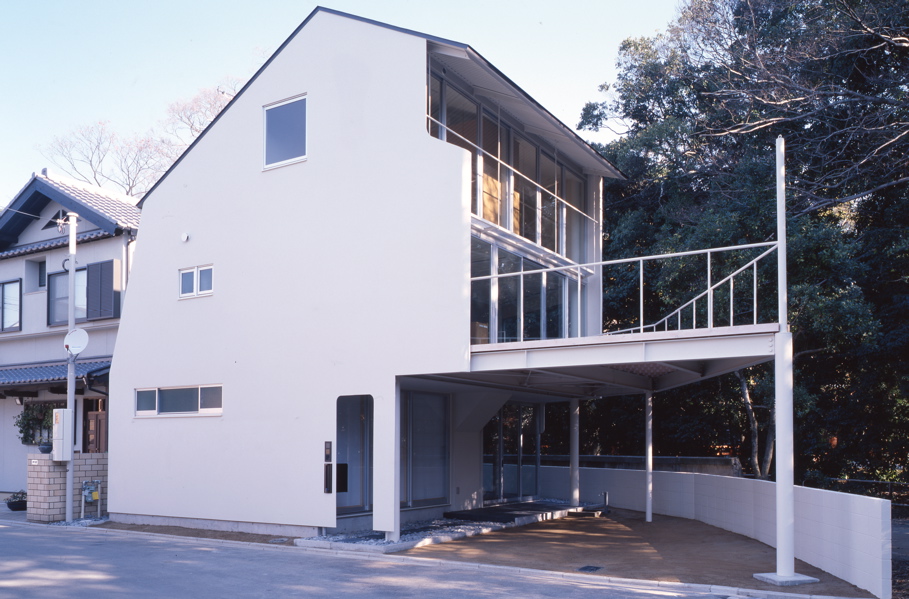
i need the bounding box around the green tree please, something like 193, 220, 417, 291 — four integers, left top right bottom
578, 0, 907, 480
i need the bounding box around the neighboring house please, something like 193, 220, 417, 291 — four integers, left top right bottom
109, 7, 781, 536
0, 169, 139, 491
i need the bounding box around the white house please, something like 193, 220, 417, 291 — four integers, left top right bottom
0, 169, 139, 491
107, 9, 889, 598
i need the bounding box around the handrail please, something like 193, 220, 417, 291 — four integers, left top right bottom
470, 241, 777, 282
607, 244, 778, 335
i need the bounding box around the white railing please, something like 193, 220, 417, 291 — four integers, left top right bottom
471, 241, 779, 344
605, 241, 778, 335
427, 115, 594, 226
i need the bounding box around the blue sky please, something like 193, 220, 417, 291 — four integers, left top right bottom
0, 1, 680, 204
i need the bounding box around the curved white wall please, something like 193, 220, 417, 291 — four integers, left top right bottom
540, 467, 891, 599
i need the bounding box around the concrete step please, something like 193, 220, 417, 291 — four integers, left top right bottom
566, 507, 608, 518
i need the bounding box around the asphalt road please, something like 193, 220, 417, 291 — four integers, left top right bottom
0, 524, 738, 599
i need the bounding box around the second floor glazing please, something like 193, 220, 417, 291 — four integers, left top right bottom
427, 69, 594, 264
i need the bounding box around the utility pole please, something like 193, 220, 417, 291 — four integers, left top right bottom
65, 212, 77, 523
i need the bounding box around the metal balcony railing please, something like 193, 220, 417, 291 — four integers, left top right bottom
471, 241, 780, 344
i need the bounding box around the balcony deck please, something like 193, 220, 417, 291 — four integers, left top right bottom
423, 324, 780, 401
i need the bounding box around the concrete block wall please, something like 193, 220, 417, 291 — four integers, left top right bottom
539, 466, 890, 599
26, 453, 108, 523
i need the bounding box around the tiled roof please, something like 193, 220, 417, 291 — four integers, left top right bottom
0, 230, 111, 260
0, 360, 111, 386
37, 173, 141, 230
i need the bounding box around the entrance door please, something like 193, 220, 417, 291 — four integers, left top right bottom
336, 395, 373, 515
84, 398, 107, 453
483, 403, 541, 503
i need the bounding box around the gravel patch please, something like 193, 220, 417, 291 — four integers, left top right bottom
300, 518, 506, 546
49, 516, 110, 527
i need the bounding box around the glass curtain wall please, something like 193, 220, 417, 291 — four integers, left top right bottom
481, 114, 508, 227
512, 135, 538, 243
427, 75, 589, 263
472, 237, 579, 344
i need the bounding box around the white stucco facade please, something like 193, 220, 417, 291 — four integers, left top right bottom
109, 11, 473, 532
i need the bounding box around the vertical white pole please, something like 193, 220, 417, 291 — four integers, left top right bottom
639, 260, 645, 333
754, 137, 817, 587
569, 398, 580, 507
383, 381, 402, 542
65, 212, 78, 523
774, 136, 795, 577
775, 332, 795, 575
707, 252, 713, 328
645, 392, 653, 523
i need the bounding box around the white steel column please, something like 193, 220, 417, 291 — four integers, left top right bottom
774, 331, 795, 575
754, 136, 818, 587
775, 134, 795, 577
376, 381, 401, 542
569, 398, 580, 507
645, 391, 653, 523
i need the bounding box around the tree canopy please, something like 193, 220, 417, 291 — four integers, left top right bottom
40, 79, 239, 198
577, 0, 908, 482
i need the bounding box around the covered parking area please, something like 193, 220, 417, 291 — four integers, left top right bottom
401, 320, 832, 590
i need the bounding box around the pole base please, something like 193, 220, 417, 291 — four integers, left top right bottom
753, 573, 820, 587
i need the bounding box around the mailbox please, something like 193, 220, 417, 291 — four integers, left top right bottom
52, 408, 73, 461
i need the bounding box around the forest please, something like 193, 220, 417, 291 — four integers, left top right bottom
554, 0, 908, 487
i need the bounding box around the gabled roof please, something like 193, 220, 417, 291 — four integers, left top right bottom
139, 7, 621, 207
0, 170, 140, 251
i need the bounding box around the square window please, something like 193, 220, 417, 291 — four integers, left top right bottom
179, 266, 213, 298
136, 390, 157, 412
265, 96, 307, 167
200, 386, 222, 410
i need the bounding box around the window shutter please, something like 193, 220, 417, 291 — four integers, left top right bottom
86, 260, 121, 320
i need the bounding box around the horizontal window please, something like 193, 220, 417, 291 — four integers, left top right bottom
135, 385, 222, 416
179, 266, 213, 298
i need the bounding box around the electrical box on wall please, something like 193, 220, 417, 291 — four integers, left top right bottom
52, 408, 73, 461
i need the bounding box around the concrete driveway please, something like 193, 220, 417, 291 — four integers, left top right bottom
403, 508, 875, 598
0, 521, 752, 599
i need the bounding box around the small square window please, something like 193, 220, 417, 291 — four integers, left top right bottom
265, 96, 307, 168
200, 386, 222, 411
136, 390, 157, 413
